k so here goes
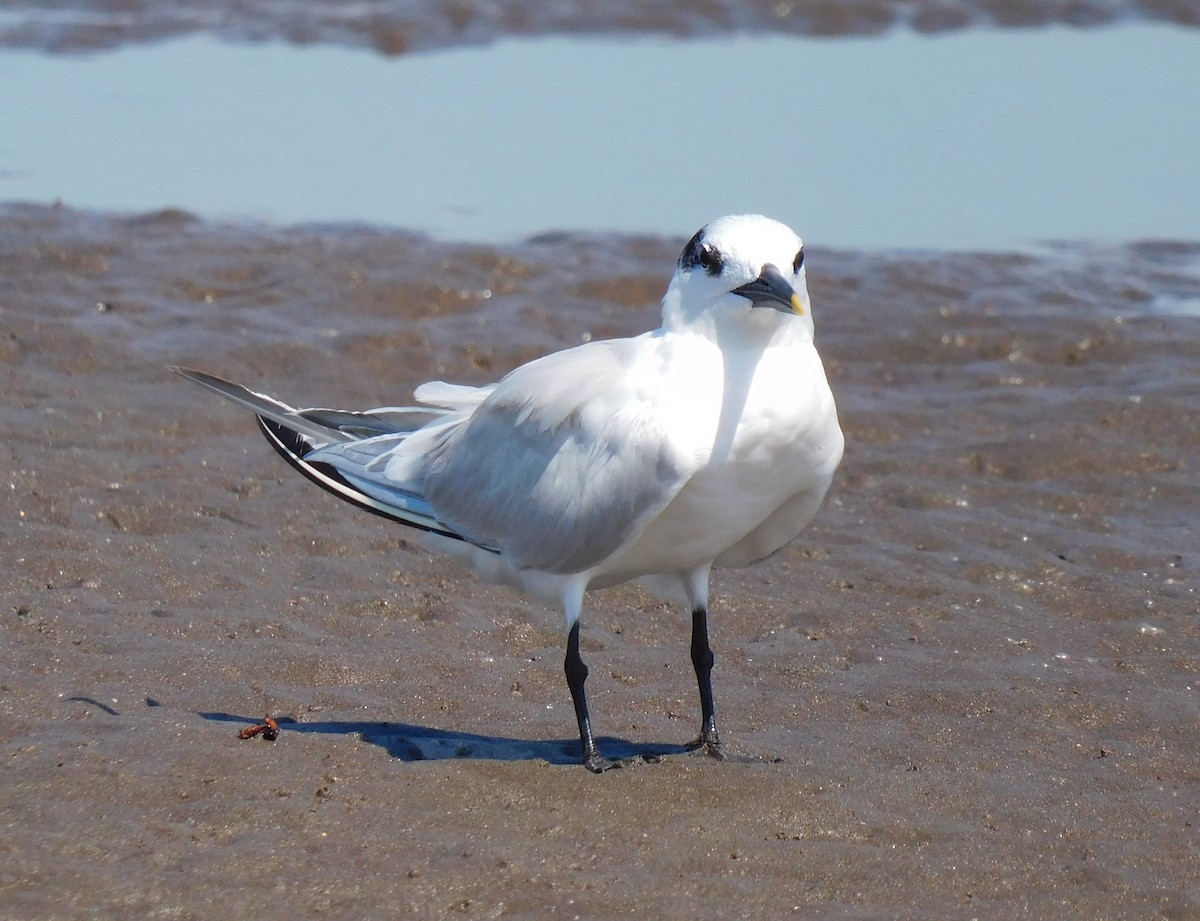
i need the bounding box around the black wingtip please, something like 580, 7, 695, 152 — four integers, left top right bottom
255, 417, 473, 544
258, 415, 313, 460
171, 365, 216, 385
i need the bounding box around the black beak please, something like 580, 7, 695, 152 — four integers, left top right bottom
732, 264, 804, 315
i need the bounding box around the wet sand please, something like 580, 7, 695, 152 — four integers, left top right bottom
1, 0, 1198, 56
1, 201, 1197, 917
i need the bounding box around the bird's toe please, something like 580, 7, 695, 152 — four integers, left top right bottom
583, 752, 626, 773
685, 737, 726, 761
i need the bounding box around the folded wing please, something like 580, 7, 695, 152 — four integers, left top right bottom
309, 338, 695, 574
178, 337, 696, 576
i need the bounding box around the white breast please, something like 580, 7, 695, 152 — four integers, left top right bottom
596, 336, 842, 580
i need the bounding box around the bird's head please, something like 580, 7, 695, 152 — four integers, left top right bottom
662, 214, 812, 337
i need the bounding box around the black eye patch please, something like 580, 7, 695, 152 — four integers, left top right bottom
679, 231, 724, 276
793, 248, 805, 273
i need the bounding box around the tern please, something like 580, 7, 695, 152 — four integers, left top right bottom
176, 214, 844, 772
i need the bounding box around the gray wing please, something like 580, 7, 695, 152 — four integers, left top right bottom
176, 365, 461, 538
422, 337, 693, 574
172, 367, 435, 443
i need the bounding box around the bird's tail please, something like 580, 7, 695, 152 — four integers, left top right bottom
173, 366, 470, 542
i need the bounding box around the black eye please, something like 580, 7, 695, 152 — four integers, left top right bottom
697, 244, 723, 276
679, 230, 724, 276
793, 248, 805, 273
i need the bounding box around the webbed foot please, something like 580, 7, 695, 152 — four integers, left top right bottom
684, 733, 726, 761
583, 751, 626, 773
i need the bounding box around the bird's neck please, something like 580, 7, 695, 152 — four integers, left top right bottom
664, 308, 813, 352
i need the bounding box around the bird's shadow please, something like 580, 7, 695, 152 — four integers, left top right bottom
199, 711, 688, 766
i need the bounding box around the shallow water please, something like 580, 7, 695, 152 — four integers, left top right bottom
3, 25, 1199, 248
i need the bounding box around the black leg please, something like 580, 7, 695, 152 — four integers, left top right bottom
564, 621, 619, 773
686, 605, 724, 759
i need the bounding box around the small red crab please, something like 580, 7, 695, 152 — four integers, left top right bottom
237, 715, 279, 741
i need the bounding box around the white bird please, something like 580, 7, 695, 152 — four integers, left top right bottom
175, 214, 844, 772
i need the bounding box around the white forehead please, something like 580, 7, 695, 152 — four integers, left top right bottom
700, 214, 803, 270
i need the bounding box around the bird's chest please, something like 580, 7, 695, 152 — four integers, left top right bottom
684, 376, 832, 518
633, 342, 838, 562
687, 340, 833, 480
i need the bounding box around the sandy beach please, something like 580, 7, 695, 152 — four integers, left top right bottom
1, 199, 1197, 917
2, 3, 1200, 918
